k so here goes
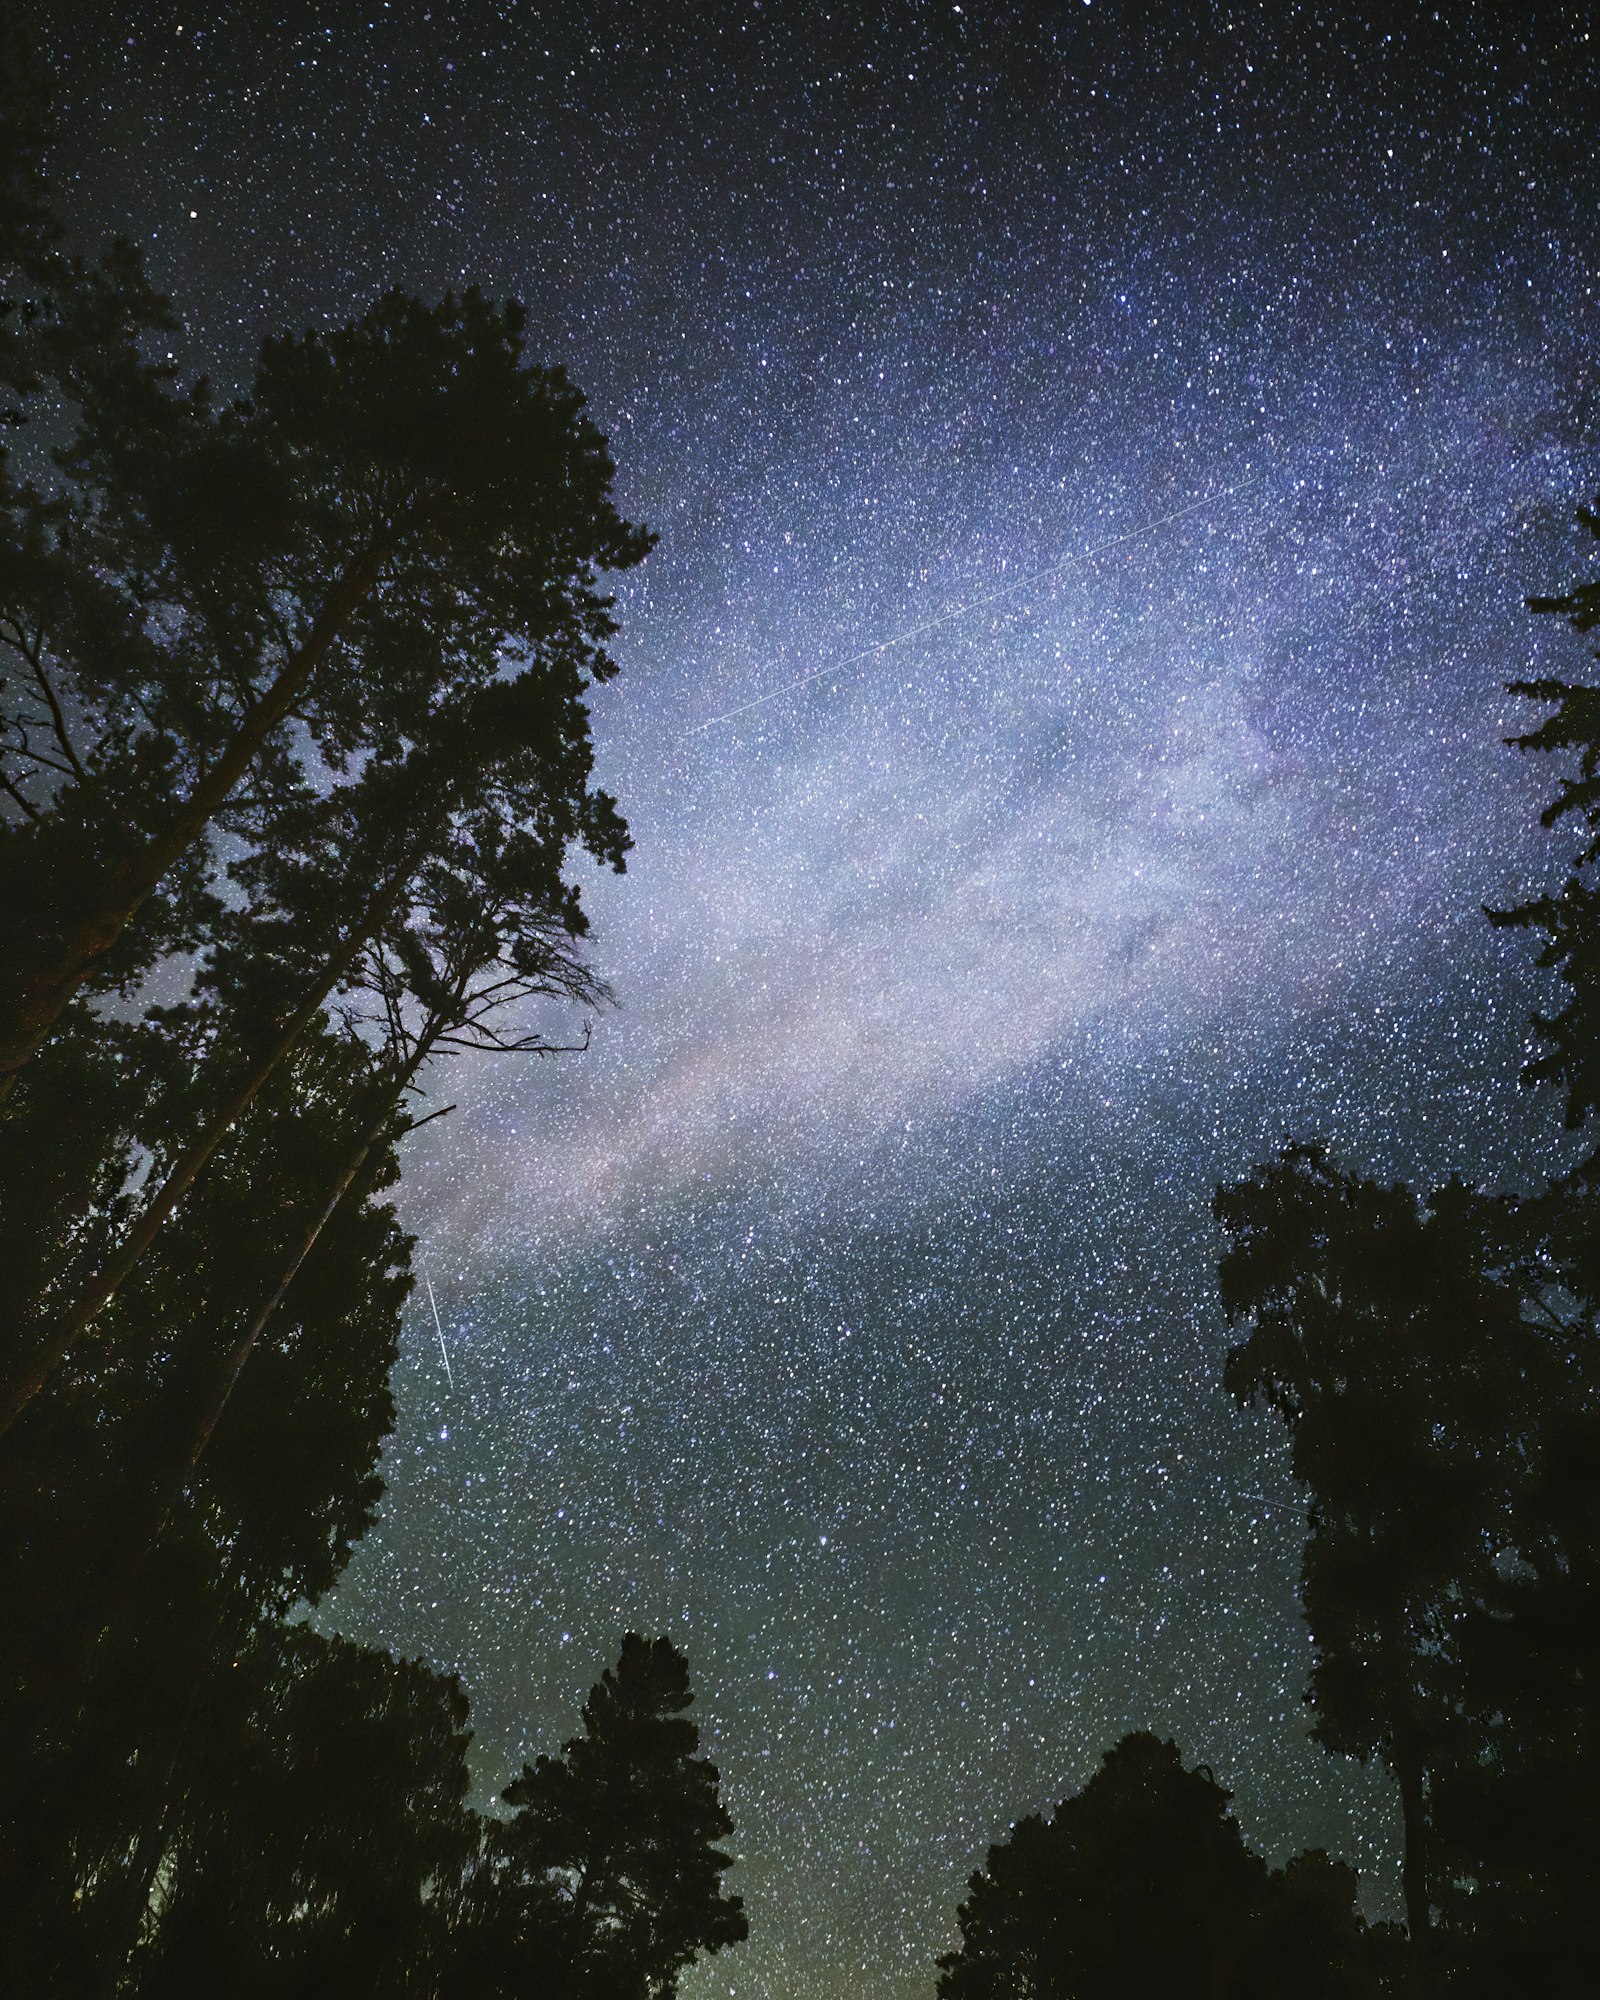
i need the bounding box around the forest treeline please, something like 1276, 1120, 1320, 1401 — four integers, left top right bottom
933, 504, 1600, 1988
3, 27, 1598, 1998
0, 37, 743, 1998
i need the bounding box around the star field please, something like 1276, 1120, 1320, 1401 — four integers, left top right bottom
32, 4, 1600, 1993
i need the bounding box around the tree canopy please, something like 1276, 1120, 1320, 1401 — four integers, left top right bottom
937, 1733, 1385, 2000
0, 47, 755, 2000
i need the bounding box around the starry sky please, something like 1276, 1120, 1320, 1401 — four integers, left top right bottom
33, 3, 1600, 1993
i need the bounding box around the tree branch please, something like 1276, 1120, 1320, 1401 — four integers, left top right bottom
0, 765, 43, 820
20, 626, 87, 782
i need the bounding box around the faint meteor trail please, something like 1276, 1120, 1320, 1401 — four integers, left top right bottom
689, 475, 1260, 734
423, 1269, 454, 1390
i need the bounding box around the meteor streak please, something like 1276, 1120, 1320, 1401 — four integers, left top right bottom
423, 1269, 454, 1390
690, 476, 1260, 733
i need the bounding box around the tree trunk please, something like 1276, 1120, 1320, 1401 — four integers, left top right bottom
175, 1120, 390, 1493
0, 827, 429, 1440
0, 533, 395, 1085
134, 1025, 439, 1567
4, 1046, 432, 1726
106, 1742, 183, 1994
97, 1569, 246, 1997
1393, 1717, 1430, 1941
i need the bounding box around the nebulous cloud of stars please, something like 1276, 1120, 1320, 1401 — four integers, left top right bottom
37, 3, 1600, 1993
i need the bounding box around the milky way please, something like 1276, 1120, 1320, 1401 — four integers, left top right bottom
37, 4, 1600, 1992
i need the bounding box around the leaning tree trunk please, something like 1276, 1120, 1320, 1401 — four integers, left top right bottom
172, 1113, 396, 1497
124, 1026, 441, 1582
0, 532, 396, 1087
4, 1040, 436, 1733
1393, 1709, 1430, 1941
97, 1557, 248, 1998
0, 826, 431, 1440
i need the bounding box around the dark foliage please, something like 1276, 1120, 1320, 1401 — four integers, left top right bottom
1202, 511, 1600, 1989
1216, 1149, 1535, 1935
1491, 499, 1600, 1165
0, 48, 750, 2000
450, 1634, 748, 2000
937, 1733, 1391, 2000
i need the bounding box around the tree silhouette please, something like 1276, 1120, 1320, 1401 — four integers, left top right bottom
481, 1633, 748, 1999
1464, 517, 1600, 1987
131, 1625, 476, 1999
1493, 496, 1600, 1166
1248, 1850, 1401, 2000
0, 54, 757, 2000
1212, 1141, 1600, 1972
0, 85, 642, 1444
0, 283, 649, 1085
128, 830, 612, 1543
0, 1022, 417, 1963
936, 1732, 1381, 2000
1214, 1146, 1549, 1940
1420, 1182, 1600, 1992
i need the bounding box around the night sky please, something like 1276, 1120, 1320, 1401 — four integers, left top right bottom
32, 3, 1600, 1993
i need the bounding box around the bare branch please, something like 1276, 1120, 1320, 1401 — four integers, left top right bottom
397, 1101, 456, 1135
20, 627, 87, 783
0, 765, 43, 820
5, 718, 79, 779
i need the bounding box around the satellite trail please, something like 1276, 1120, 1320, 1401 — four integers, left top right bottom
423, 1270, 454, 1390
690, 476, 1260, 734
